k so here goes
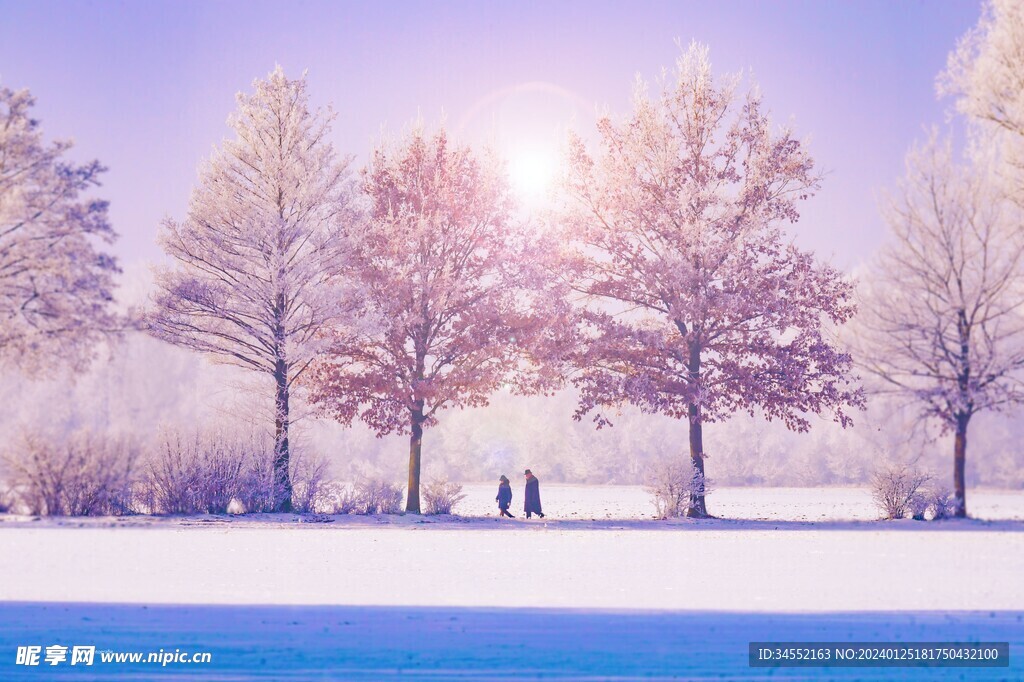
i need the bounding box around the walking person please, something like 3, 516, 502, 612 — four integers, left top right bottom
496, 475, 514, 518
524, 469, 544, 519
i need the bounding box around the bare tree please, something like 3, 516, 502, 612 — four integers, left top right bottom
856, 133, 1024, 517
148, 68, 357, 511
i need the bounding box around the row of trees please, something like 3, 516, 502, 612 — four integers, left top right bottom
4, 2, 1023, 518
147, 69, 568, 513
144, 50, 862, 516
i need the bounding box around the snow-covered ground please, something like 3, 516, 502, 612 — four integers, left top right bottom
1, 485, 1022, 679
3, 483, 1023, 527
452, 483, 1024, 522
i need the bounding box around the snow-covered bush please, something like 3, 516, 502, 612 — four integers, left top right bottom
871, 465, 931, 520
422, 478, 465, 515
908, 489, 931, 521
140, 433, 329, 515
234, 442, 279, 514
0, 484, 14, 513
645, 457, 708, 518
291, 452, 329, 514
926, 486, 958, 520
196, 442, 246, 514
141, 435, 245, 514
314, 481, 360, 515
356, 479, 404, 514
234, 440, 323, 514
5, 433, 140, 516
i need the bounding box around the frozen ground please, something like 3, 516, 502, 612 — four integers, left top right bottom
1, 485, 1022, 679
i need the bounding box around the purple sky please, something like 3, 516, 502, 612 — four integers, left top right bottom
0, 0, 980, 273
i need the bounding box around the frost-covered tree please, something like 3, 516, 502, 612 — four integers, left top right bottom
148, 68, 356, 511
0, 85, 120, 374
308, 128, 558, 513
941, 0, 1024, 138
941, 0, 1024, 197
856, 134, 1024, 517
557, 44, 862, 517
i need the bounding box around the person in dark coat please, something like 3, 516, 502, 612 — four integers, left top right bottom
496, 475, 514, 518
523, 469, 544, 519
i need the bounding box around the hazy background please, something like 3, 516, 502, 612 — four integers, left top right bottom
3, 0, 1020, 489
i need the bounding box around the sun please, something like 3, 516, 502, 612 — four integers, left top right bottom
454, 81, 592, 211
506, 145, 560, 208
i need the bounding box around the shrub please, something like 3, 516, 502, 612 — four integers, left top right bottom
195, 440, 246, 513
926, 486, 958, 520
908, 488, 930, 521
871, 465, 930, 520
140, 438, 197, 514
235, 441, 278, 514
0, 485, 14, 513
233, 438, 321, 514
142, 435, 245, 514
356, 479, 404, 514
290, 451, 329, 514
422, 478, 466, 515
314, 481, 360, 514
5, 433, 140, 516
645, 457, 708, 519
145, 432, 322, 515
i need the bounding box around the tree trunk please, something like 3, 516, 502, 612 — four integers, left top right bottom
686, 403, 709, 518
953, 412, 969, 518
685, 341, 710, 518
407, 405, 424, 514
273, 358, 293, 512
271, 197, 292, 513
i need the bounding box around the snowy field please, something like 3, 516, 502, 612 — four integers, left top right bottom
1, 485, 1022, 679
450, 483, 1024, 523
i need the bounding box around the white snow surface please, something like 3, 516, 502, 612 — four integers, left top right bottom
1, 485, 1022, 611
2, 486, 1023, 679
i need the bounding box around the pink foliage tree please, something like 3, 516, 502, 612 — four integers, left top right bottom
557, 44, 862, 517
308, 128, 560, 513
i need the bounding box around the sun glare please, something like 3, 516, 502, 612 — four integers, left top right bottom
507, 146, 559, 208
456, 81, 591, 211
